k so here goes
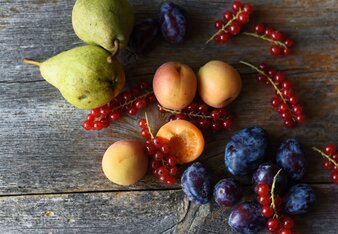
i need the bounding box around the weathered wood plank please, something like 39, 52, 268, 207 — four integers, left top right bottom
0, 185, 336, 233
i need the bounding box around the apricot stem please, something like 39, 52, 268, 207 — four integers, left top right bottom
144, 112, 154, 139
312, 147, 338, 167
271, 169, 282, 219
23, 58, 42, 67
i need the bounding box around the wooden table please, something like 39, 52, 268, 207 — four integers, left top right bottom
0, 0, 337, 233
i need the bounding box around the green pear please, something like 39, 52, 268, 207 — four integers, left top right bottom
23, 45, 125, 109
72, 0, 134, 53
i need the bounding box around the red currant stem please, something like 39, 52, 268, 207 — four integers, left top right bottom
270, 169, 282, 219
312, 147, 338, 167
144, 112, 154, 140
242, 32, 287, 49
206, 9, 243, 44
240, 61, 296, 121
158, 105, 230, 120
111, 91, 154, 112
23, 58, 42, 67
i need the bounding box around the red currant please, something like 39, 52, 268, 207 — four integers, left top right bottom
265, 27, 274, 38
289, 96, 298, 105
258, 195, 271, 206
146, 144, 156, 155
268, 68, 277, 77
169, 166, 178, 176
135, 98, 147, 109
259, 63, 269, 71
198, 103, 209, 114
238, 12, 249, 24
223, 119, 233, 129
154, 151, 164, 161
215, 20, 224, 29
254, 23, 265, 34
284, 38, 294, 48
274, 72, 285, 83
110, 111, 121, 122
261, 205, 274, 217
243, 4, 253, 14
165, 176, 176, 185
293, 105, 303, 115
279, 103, 289, 113
271, 97, 281, 107
83, 120, 94, 130
284, 119, 295, 128
212, 121, 222, 132
223, 11, 234, 21
100, 105, 111, 115
296, 114, 305, 123
128, 106, 139, 115
257, 74, 268, 83
151, 160, 160, 169
123, 92, 133, 102
186, 102, 198, 112
141, 129, 151, 140
232, 1, 242, 12
219, 32, 231, 43
271, 45, 282, 55
137, 81, 150, 90
256, 183, 270, 196
267, 218, 279, 231
281, 216, 294, 229
282, 80, 293, 90
168, 156, 177, 166
94, 121, 104, 131
283, 47, 291, 55
153, 137, 164, 148
324, 144, 336, 156
331, 171, 338, 184
229, 22, 241, 35
138, 118, 147, 129
281, 112, 292, 120
211, 110, 221, 121
332, 153, 338, 162
280, 229, 292, 234
161, 143, 170, 154
90, 108, 101, 117
146, 94, 157, 104
271, 31, 283, 41
157, 166, 169, 176
199, 119, 211, 129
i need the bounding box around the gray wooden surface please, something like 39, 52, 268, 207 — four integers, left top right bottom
0, 0, 337, 233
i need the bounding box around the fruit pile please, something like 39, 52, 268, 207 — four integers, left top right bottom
23, 0, 336, 233
181, 127, 315, 234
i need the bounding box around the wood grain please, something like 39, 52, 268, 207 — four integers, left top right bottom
0, 0, 337, 233
0, 185, 336, 234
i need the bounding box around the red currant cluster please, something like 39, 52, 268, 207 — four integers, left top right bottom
138, 117, 178, 185
82, 81, 156, 131
240, 61, 304, 128
313, 144, 338, 184
256, 170, 296, 234
243, 23, 294, 56
158, 101, 233, 132
207, 1, 253, 44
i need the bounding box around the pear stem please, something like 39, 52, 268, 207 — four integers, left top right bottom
23, 58, 42, 67
107, 40, 121, 63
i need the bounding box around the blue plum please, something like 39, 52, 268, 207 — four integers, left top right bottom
283, 184, 316, 215
213, 179, 242, 207
228, 201, 266, 234
252, 163, 288, 195
276, 138, 305, 181
128, 18, 159, 55
181, 162, 212, 204
160, 1, 187, 43
224, 127, 268, 176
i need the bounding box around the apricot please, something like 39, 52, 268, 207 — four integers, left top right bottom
153, 62, 197, 110
198, 60, 242, 108
156, 120, 204, 164
102, 140, 148, 186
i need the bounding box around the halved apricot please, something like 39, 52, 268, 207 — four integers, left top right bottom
156, 120, 205, 164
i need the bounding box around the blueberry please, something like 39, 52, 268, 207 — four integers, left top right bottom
225, 127, 268, 176
252, 163, 288, 195
228, 201, 266, 234
128, 18, 159, 55
181, 162, 212, 204
160, 1, 187, 43
213, 179, 242, 207
283, 184, 316, 215
276, 138, 305, 181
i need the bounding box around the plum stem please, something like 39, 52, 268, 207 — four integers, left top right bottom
271, 169, 282, 219
312, 147, 338, 167
206, 9, 243, 44
242, 32, 287, 49
144, 112, 154, 140
23, 58, 42, 67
